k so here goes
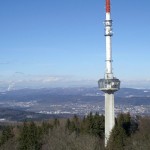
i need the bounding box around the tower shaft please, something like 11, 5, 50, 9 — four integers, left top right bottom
105, 93, 114, 146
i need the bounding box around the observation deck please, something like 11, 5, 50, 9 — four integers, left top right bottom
98, 78, 120, 93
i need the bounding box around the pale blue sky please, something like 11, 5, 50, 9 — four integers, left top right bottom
0, 0, 150, 89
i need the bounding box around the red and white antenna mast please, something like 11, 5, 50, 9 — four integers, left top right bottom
105, 0, 113, 79
106, 0, 111, 13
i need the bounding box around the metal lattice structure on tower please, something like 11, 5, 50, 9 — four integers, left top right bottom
98, 0, 120, 146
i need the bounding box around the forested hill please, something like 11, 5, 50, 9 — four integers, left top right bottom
0, 113, 150, 150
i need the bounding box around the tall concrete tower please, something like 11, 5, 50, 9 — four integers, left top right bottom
98, 0, 120, 146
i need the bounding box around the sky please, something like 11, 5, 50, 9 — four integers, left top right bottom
0, 0, 150, 90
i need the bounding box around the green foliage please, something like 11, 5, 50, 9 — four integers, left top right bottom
117, 113, 131, 136
0, 126, 14, 146
126, 117, 150, 150
92, 113, 104, 138
41, 121, 53, 135
65, 115, 80, 135
65, 118, 71, 131
53, 118, 60, 128
65, 112, 104, 138
107, 113, 138, 150
107, 126, 127, 150
81, 112, 104, 137
18, 121, 42, 150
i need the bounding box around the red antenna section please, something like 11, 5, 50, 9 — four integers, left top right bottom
106, 0, 111, 13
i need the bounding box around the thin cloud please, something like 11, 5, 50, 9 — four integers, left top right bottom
14, 72, 25, 75
0, 61, 10, 65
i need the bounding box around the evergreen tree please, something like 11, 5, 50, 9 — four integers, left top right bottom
53, 118, 60, 128
85, 112, 94, 135
107, 125, 127, 150
65, 118, 71, 131
18, 121, 42, 150
41, 121, 53, 135
107, 113, 132, 150
92, 113, 104, 138
0, 126, 14, 146
18, 121, 30, 150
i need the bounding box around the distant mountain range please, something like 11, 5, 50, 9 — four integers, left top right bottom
0, 87, 150, 97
